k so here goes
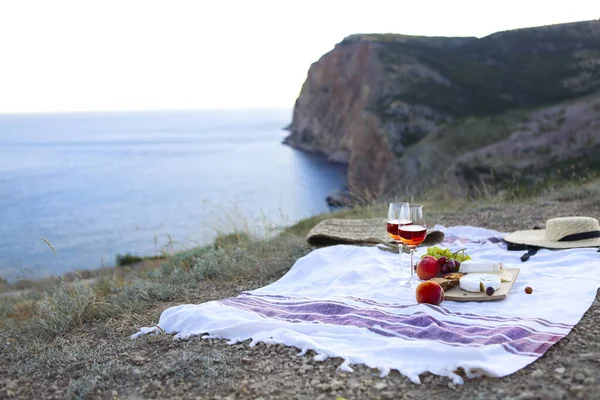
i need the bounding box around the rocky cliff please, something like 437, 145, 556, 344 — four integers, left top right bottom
284, 20, 600, 198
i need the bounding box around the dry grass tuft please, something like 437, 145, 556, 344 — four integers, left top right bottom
0, 230, 308, 341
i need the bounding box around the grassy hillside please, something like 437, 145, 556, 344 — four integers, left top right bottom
370, 20, 600, 117
390, 90, 600, 198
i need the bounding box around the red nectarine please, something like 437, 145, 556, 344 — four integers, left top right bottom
415, 281, 444, 305
416, 255, 440, 280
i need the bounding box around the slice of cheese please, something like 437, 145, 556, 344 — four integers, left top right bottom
459, 261, 504, 274
459, 273, 502, 293
500, 270, 514, 282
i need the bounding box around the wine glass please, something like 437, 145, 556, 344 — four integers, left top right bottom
387, 202, 410, 275
397, 204, 427, 285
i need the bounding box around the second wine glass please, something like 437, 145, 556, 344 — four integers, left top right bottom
397, 204, 427, 285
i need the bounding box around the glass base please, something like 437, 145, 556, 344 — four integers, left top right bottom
401, 275, 419, 287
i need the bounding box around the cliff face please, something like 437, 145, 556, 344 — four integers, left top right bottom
284, 20, 600, 197
283, 41, 399, 196
284, 37, 453, 196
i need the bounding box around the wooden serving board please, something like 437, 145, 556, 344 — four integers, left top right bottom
444, 268, 520, 302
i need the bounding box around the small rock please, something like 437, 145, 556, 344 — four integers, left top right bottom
330, 379, 344, 391
582, 368, 593, 377
374, 382, 388, 390
361, 379, 374, 387
241, 357, 252, 364
584, 377, 596, 385
531, 369, 544, 379
448, 382, 456, 390
555, 367, 566, 374
517, 391, 536, 400
574, 373, 585, 382
381, 390, 395, 399
112, 390, 118, 397
316, 383, 330, 392
569, 385, 585, 393
300, 365, 314, 374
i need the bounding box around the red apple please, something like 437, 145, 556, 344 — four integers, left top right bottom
415, 281, 444, 305
416, 255, 440, 280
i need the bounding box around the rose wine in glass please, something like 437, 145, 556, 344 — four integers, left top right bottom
387, 202, 410, 275
397, 225, 427, 246
397, 204, 427, 285
386, 219, 412, 241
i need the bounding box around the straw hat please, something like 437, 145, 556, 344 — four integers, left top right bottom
504, 217, 600, 249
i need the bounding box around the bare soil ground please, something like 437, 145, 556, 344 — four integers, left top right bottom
2, 196, 600, 400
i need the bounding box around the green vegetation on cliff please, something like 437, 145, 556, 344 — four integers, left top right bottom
365, 21, 600, 116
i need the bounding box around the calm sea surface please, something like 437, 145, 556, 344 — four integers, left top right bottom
0, 109, 346, 279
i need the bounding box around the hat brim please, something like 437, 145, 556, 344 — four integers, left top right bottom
504, 229, 600, 249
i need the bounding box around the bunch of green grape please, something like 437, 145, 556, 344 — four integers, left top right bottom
420, 246, 472, 274
422, 246, 472, 262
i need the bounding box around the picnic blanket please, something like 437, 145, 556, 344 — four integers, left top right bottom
306, 218, 444, 248
132, 226, 600, 384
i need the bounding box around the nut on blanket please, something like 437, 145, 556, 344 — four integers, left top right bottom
306, 218, 444, 251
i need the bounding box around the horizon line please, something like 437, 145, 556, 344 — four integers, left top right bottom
0, 105, 294, 117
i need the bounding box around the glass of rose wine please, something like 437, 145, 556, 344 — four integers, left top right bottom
386, 202, 410, 275
397, 204, 427, 285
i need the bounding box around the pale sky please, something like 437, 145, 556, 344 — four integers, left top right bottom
0, 0, 598, 113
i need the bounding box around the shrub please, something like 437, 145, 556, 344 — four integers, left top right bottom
213, 231, 251, 249
1, 225, 310, 340
115, 253, 144, 267
26, 280, 98, 337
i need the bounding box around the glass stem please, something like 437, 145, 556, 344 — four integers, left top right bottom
398, 243, 403, 273
409, 248, 415, 279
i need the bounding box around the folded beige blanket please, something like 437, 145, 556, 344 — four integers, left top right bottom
306, 218, 444, 252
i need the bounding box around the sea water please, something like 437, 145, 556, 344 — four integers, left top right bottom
0, 109, 346, 279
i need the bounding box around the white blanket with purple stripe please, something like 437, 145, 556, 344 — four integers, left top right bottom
133, 226, 600, 384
